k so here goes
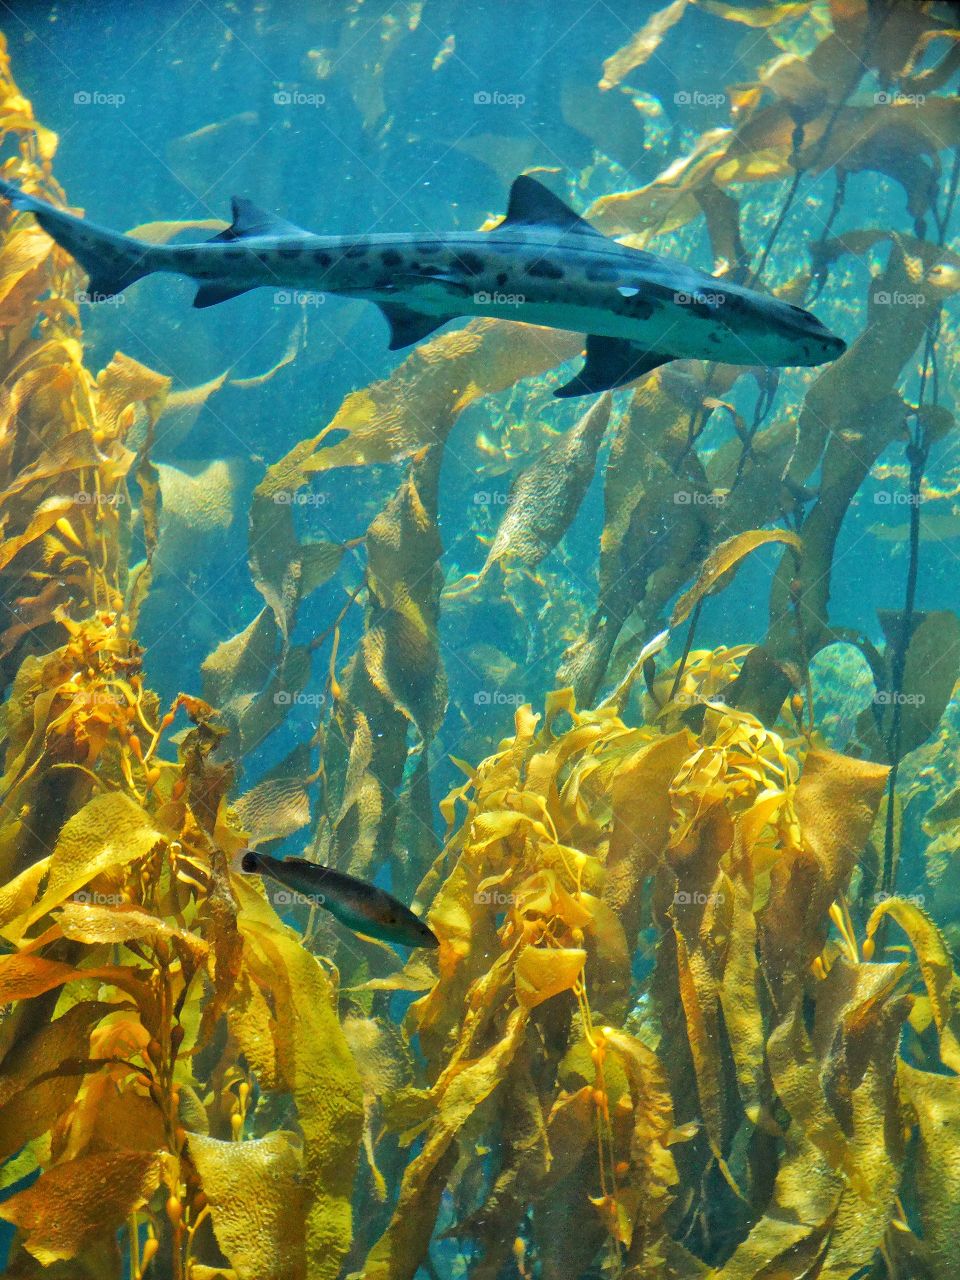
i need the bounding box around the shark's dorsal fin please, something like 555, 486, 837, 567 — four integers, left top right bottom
501, 175, 601, 236
207, 197, 306, 243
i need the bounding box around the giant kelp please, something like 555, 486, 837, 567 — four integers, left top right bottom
1, 1, 960, 1278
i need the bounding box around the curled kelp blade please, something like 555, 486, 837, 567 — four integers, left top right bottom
240, 850, 439, 950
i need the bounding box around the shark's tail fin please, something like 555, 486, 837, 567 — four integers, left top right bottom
0, 177, 152, 300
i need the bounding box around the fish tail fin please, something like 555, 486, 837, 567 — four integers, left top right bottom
0, 177, 153, 300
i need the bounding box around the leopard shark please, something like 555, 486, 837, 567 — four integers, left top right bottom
0, 173, 845, 397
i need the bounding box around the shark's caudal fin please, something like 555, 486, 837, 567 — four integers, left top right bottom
0, 177, 151, 299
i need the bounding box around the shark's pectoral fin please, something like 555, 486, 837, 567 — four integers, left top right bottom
193, 282, 257, 308
554, 336, 672, 398
378, 302, 456, 350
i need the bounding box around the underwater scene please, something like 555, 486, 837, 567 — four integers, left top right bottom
0, 0, 959, 1276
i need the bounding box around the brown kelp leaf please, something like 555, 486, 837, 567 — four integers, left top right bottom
201, 608, 313, 756
671, 530, 802, 627
233, 773, 311, 844
154, 370, 230, 453
709, 1128, 840, 1278
0, 495, 73, 573
125, 217, 225, 243
808, 960, 910, 1278
236, 878, 363, 1280
598, 0, 690, 90
515, 946, 586, 1008
189, 1131, 306, 1280
586, 132, 731, 238
14, 790, 164, 935
0, 430, 99, 505
865, 896, 960, 1072
0, 954, 91, 1002
0, 1149, 161, 1264
901, 1063, 960, 1280
558, 369, 707, 701
361, 468, 447, 744
606, 733, 692, 948
672, 924, 739, 1195
226, 967, 281, 1091
718, 819, 768, 1129
0, 223, 53, 307
857, 611, 960, 763
763, 749, 888, 992
248, 455, 344, 638
0, 856, 48, 933
94, 351, 170, 441
202, 605, 278, 710
230, 315, 304, 390
0, 1000, 106, 1161
696, 0, 809, 26
56, 900, 208, 960
358, 1006, 528, 1280
270, 319, 580, 481
766, 1000, 866, 1195
481, 394, 611, 576
604, 1028, 679, 1262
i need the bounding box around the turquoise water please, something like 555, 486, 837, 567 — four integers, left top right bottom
1, 1, 959, 1277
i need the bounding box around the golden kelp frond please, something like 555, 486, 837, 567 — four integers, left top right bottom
474, 393, 612, 582
326, 451, 446, 889
0, 606, 368, 1278
670, 530, 802, 627
598, 0, 691, 92
0, 88, 169, 679
345, 688, 935, 1277
270, 319, 581, 482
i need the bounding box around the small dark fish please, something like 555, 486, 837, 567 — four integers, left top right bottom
240, 850, 439, 950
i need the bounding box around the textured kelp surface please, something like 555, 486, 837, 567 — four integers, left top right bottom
1, 1, 960, 1278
